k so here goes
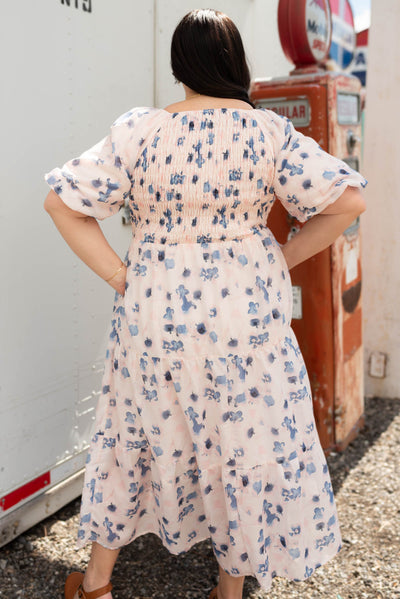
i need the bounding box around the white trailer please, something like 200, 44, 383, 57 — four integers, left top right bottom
0, 0, 289, 547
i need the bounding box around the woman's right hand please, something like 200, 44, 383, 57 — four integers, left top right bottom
281, 187, 366, 271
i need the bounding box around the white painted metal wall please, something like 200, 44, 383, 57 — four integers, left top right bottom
0, 0, 155, 544
0, 0, 290, 544
361, 0, 400, 398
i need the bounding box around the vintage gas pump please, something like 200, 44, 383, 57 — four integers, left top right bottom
251, 0, 364, 453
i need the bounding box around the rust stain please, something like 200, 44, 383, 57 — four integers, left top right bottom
342, 280, 362, 313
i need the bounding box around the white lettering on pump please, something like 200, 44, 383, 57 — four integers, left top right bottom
257, 98, 311, 127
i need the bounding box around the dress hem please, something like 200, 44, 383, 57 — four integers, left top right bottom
75, 528, 343, 593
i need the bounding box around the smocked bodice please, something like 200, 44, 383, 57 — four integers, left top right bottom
128, 108, 276, 244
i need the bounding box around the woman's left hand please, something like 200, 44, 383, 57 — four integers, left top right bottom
107, 264, 127, 296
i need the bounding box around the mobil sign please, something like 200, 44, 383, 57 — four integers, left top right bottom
329, 0, 356, 69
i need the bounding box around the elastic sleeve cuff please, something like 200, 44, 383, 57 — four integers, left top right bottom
294, 175, 368, 223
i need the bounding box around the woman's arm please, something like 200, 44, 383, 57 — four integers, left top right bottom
44, 189, 127, 296
281, 186, 367, 271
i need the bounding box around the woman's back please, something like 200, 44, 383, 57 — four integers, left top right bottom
57, 103, 361, 243
127, 106, 274, 244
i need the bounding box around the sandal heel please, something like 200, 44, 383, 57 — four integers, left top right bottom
208, 586, 218, 599
64, 572, 113, 599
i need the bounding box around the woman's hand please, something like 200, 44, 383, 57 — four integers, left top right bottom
107, 264, 127, 296
280, 186, 366, 271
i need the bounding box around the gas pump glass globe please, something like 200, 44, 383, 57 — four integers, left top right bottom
278, 0, 333, 68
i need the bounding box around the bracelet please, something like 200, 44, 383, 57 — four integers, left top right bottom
105, 261, 125, 283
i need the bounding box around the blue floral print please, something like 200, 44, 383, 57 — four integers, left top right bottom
44, 106, 367, 592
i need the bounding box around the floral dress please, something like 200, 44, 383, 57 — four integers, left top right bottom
44, 106, 367, 593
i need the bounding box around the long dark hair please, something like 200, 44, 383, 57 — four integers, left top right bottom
171, 9, 256, 108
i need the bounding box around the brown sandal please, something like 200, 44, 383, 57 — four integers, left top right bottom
64, 572, 113, 599
208, 586, 218, 599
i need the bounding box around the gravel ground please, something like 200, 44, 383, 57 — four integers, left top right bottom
0, 396, 399, 599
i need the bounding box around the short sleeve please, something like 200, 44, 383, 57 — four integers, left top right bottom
263, 109, 368, 223
44, 106, 156, 220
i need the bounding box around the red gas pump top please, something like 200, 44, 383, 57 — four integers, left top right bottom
278, 0, 332, 69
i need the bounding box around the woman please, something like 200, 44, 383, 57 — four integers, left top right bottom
44, 8, 367, 599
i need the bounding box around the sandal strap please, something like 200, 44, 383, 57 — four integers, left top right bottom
77, 582, 113, 599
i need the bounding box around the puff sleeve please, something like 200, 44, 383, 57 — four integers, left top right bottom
263, 109, 368, 223
44, 107, 154, 220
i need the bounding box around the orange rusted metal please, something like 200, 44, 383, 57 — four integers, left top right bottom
251, 71, 364, 454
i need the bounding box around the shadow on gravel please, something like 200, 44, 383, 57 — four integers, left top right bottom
0, 397, 398, 599
326, 396, 400, 494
